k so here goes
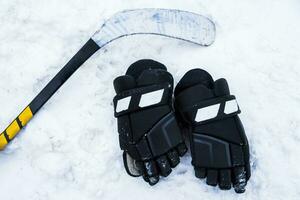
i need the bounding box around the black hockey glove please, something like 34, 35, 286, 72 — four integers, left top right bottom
113, 59, 187, 185
174, 69, 250, 193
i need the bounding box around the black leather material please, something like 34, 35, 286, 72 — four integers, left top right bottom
113, 59, 187, 185
175, 68, 250, 193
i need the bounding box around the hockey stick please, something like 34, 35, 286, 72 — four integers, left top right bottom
0, 8, 216, 150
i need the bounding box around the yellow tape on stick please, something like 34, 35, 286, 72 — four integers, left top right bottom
19, 106, 33, 127
0, 133, 8, 150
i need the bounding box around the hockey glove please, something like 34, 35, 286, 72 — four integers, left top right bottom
113, 59, 187, 185
174, 69, 250, 193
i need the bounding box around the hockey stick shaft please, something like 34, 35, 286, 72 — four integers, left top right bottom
0, 39, 100, 150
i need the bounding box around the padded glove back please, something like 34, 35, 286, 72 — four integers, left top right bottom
174, 69, 251, 193
113, 59, 187, 185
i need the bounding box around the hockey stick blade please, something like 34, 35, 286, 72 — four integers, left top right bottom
0, 8, 216, 150
92, 8, 216, 47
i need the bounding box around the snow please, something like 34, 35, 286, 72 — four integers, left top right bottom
0, 0, 300, 199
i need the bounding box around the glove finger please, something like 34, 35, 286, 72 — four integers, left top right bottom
174, 68, 214, 97
143, 174, 160, 186
176, 143, 188, 157
233, 166, 247, 193
206, 169, 218, 186
123, 152, 143, 177
126, 59, 167, 79
143, 174, 149, 182
218, 169, 231, 190
148, 176, 159, 186
167, 150, 180, 167
245, 162, 251, 180
137, 68, 173, 86
243, 144, 251, 180
213, 78, 230, 96
113, 75, 136, 93
144, 160, 159, 186
156, 155, 172, 177
194, 167, 206, 179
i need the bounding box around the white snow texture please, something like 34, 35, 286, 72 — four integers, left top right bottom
0, 0, 299, 200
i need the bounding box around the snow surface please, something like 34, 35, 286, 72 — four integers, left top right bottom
0, 0, 300, 199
